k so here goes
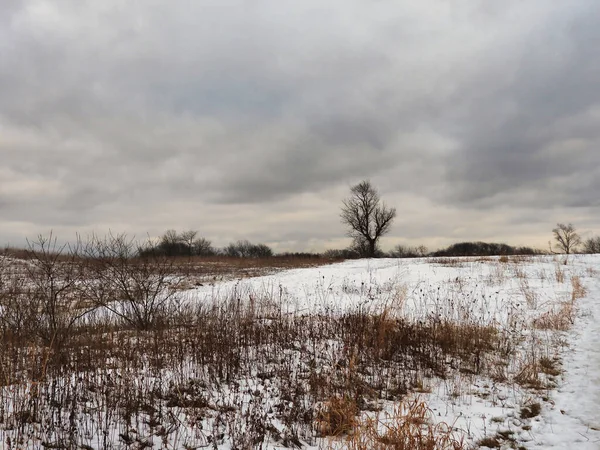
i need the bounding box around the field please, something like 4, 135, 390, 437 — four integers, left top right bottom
0, 252, 599, 449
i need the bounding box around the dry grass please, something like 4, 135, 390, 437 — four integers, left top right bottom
514, 362, 546, 389
335, 398, 465, 450
316, 396, 359, 437
171, 254, 342, 278
519, 402, 542, 419
570, 275, 586, 300
533, 276, 585, 331
430, 257, 464, 267
539, 356, 561, 377
532, 301, 576, 331
555, 264, 565, 283
0, 273, 507, 448
2, 245, 341, 284
0, 241, 587, 448
519, 278, 538, 309
477, 436, 502, 448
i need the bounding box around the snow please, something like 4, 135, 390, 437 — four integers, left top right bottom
182, 255, 600, 448
2, 254, 600, 448
525, 256, 600, 449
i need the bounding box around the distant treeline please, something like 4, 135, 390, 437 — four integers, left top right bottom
431, 242, 540, 257
139, 230, 325, 259
140, 229, 600, 259
324, 241, 540, 259
9, 229, 596, 261
138, 230, 274, 258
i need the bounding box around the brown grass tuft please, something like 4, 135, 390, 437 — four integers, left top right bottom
339, 398, 465, 450
555, 265, 565, 283
316, 396, 359, 437
570, 276, 586, 301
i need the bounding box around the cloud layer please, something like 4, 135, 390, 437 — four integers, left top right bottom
1, 1, 599, 251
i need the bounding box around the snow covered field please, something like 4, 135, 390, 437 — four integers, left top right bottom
185, 255, 600, 449
1, 254, 599, 449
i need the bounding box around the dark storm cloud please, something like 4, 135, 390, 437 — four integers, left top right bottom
1, 0, 599, 250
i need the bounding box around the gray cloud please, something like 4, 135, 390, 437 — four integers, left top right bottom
439, 1, 600, 209
1, 0, 599, 251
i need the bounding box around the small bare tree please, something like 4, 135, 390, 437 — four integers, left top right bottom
583, 236, 600, 254
180, 230, 198, 256
82, 233, 180, 330
551, 223, 581, 255
157, 229, 183, 256
192, 237, 216, 256
21, 234, 94, 350
341, 180, 396, 258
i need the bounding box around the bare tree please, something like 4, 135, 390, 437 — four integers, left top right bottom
180, 230, 198, 256
193, 237, 216, 256
162, 229, 179, 245
341, 180, 396, 258
552, 223, 581, 255
159, 229, 183, 256
224, 240, 273, 258
583, 236, 600, 254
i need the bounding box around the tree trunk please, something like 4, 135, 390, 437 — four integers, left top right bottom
368, 239, 376, 258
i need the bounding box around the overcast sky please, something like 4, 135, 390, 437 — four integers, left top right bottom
1, 1, 599, 252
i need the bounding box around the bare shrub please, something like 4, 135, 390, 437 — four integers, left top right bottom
82, 233, 180, 330
583, 236, 600, 254
389, 245, 428, 258
224, 240, 273, 258
20, 234, 93, 350
0, 257, 35, 344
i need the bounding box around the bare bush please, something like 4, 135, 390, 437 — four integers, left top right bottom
583, 236, 600, 254
20, 234, 93, 350
389, 244, 428, 258
224, 240, 273, 258
140, 229, 217, 257
82, 233, 180, 330
192, 236, 216, 256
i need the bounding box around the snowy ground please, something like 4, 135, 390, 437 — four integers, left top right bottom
182, 255, 600, 448
1, 254, 599, 449
530, 257, 600, 449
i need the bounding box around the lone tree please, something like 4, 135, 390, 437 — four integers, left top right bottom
552, 223, 581, 254
341, 180, 396, 257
